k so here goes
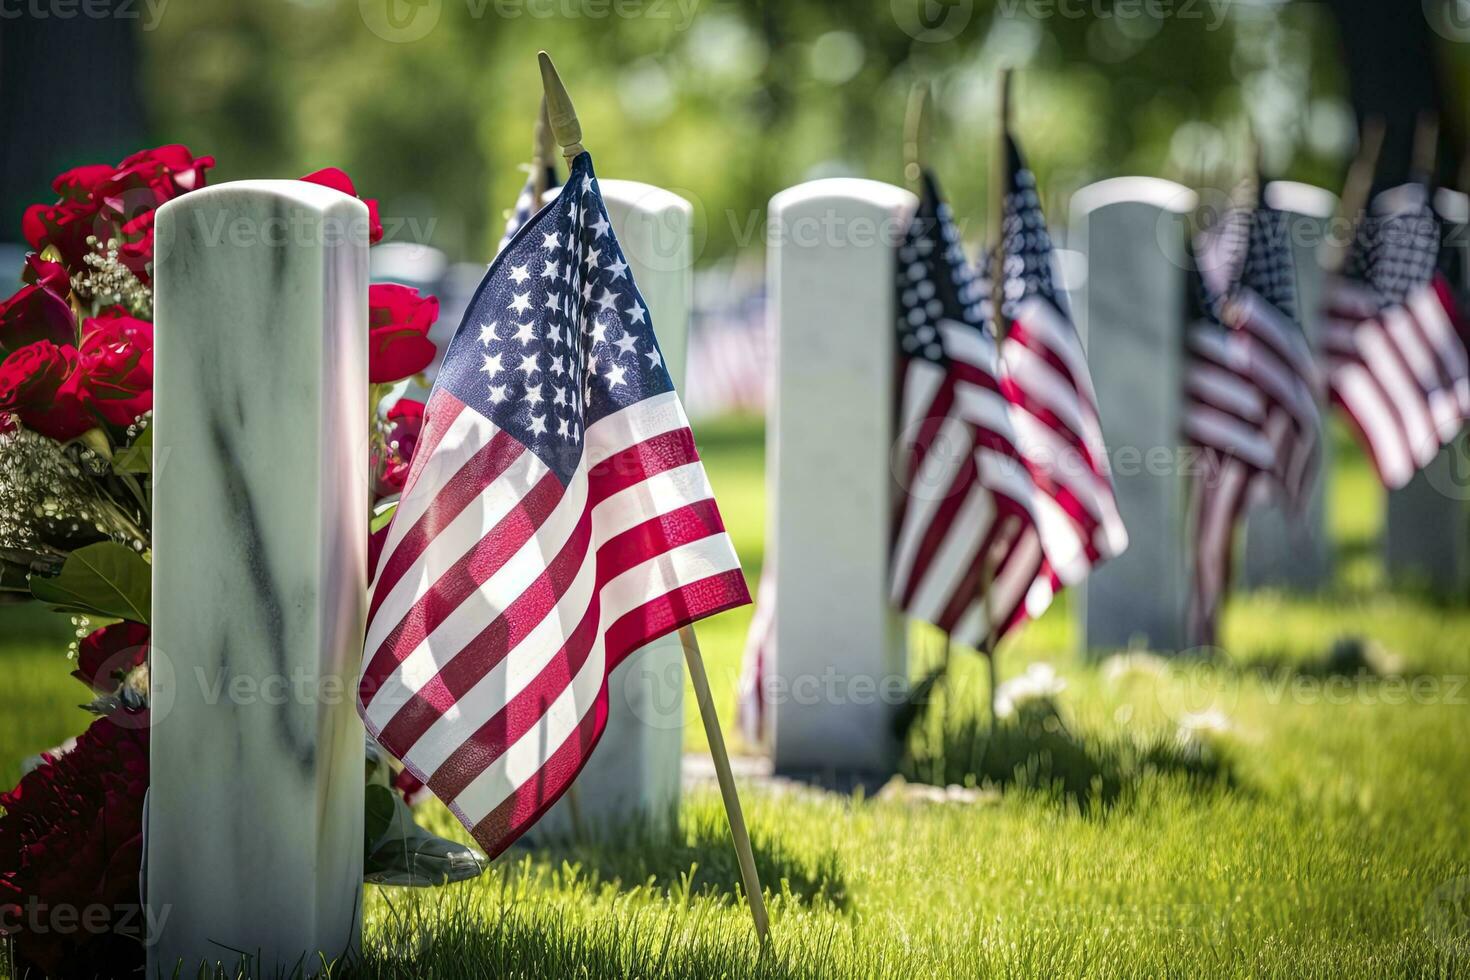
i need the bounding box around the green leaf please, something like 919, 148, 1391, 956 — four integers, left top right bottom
113, 426, 153, 474
30, 542, 151, 623
370, 502, 398, 534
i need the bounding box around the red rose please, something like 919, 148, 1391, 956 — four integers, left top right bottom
0, 712, 148, 977
368, 283, 438, 384
117, 210, 155, 280
21, 199, 101, 269
0, 255, 76, 357
96, 145, 215, 225
78, 313, 153, 426
0, 341, 92, 441
376, 396, 426, 496
24, 145, 213, 269
73, 622, 150, 694
51, 163, 116, 201
300, 167, 384, 244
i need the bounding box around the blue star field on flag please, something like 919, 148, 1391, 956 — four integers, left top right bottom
436, 153, 666, 485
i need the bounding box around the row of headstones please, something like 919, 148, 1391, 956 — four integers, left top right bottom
765, 175, 1470, 775
142, 171, 1464, 968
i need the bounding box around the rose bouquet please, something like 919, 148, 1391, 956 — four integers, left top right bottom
0, 146, 471, 974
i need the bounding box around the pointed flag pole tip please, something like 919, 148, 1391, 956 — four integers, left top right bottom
538, 51, 585, 164
903, 81, 928, 188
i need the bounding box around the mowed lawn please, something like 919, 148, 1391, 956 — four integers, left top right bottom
3, 418, 1470, 977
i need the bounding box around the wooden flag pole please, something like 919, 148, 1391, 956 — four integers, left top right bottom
1325, 115, 1386, 277
536, 48, 770, 947
679, 626, 772, 944
989, 68, 1012, 343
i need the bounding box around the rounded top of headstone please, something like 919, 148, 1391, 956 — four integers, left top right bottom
153, 180, 370, 270
598, 179, 693, 220
769, 178, 917, 217
155, 178, 369, 219
1264, 181, 1337, 220
1068, 176, 1196, 217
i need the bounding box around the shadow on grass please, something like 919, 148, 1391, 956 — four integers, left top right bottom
1234, 633, 1429, 681
362, 891, 823, 980
900, 685, 1236, 813
513, 805, 849, 910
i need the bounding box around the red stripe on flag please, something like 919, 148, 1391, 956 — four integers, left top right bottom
595, 498, 727, 584
586, 427, 700, 509
369, 428, 527, 621
469, 691, 609, 859
426, 597, 601, 803
603, 568, 752, 670
362, 467, 565, 689
372, 507, 594, 753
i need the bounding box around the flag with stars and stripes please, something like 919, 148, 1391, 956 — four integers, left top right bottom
888, 170, 1048, 650
986, 134, 1128, 607
1322, 183, 1469, 490
1183, 200, 1321, 646
497, 162, 562, 254
361, 152, 750, 859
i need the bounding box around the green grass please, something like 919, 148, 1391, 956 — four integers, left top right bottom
4, 417, 1470, 977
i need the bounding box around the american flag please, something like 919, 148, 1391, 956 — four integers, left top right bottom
990, 135, 1128, 604
498, 162, 562, 254
1183, 201, 1320, 646
888, 170, 1047, 649
1323, 184, 1469, 489
361, 152, 750, 858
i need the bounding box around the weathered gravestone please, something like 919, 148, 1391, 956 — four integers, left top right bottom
1384, 187, 1470, 594
766, 179, 914, 774
1069, 178, 1196, 653
147, 181, 368, 972
1242, 181, 1337, 592
537, 179, 693, 838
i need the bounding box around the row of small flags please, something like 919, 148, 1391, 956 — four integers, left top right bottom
739, 127, 1470, 742
740, 131, 1128, 742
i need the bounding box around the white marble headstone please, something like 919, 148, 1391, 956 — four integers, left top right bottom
767, 178, 914, 774
147, 180, 368, 973
1070, 178, 1196, 653
536, 180, 692, 839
